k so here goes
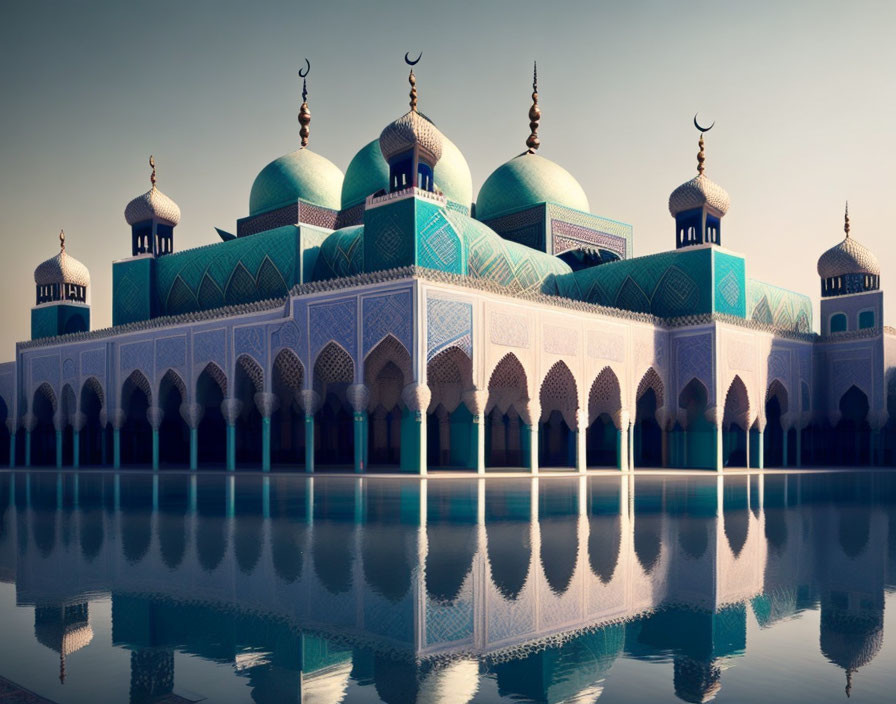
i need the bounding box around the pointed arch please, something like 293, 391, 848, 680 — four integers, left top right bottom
539, 361, 579, 469
234, 355, 265, 467
486, 353, 529, 415
80, 377, 105, 410
235, 354, 264, 394
365, 335, 411, 468
59, 384, 77, 465
678, 377, 713, 469
121, 370, 152, 465
587, 367, 622, 468
121, 369, 152, 409
79, 378, 105, 465
722, 376, 750, 468
158, 369, 188, 466
636, 367, 665, 409
196, 361, 227, 400
634, 367, 664, 468
313, 342, 355, 467
588, 366, 621, 426
158, 368, 187, 403
196, 362, 227, 465
31, 383, 57, 466
485, 353, 530, 468
271, 348, 305, 466
764, 379, 789, 468
427, 346, 474, 468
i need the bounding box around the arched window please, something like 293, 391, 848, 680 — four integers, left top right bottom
859, 310, 875, 329
830, 313, 847, 334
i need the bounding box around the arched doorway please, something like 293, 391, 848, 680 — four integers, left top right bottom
426, 347, 474, 469
485, 354, 529, 469
158, 370, 188, 466
539, 361, 579, 469
678, 378, 712, 469
313, 342, 354, 468
634, 368, 664, 468
271, 349, 304, 467
79, 378, 105, 466
764, 380, 788, 467
586, 367, 621, 468
196, 363, 227, 466
31, 383, 57, 466
836, 385, 870, 465
60, 384, 76, 466
365, 336, 412, 470
234, 355, 264, 467
722, 376, 750, 468
121, 371, 152, 466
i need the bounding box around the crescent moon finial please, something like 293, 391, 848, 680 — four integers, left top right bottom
405, 51, 422, 66
298, 60, 311, 148
693, 113, 715, 133
298, 58, 310, 78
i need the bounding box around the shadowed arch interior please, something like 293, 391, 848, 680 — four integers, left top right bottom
587, 367, 621, 468
486, 353, 529, 468
539, 361, 578, 469
426, 346, 474, 469
313, 342, 354, 468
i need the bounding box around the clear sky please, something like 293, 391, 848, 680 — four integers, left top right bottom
1, 0, 894, 359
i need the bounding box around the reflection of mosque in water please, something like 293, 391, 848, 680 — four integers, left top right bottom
0, 472, 895, 703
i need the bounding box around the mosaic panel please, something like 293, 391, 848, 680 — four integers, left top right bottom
768, 349, 790, 385
482, 205, 546, 251
62, 358, 77, 382
312, 226, 364, 282
271, 321, 301, 354
675, 333, 714, 399
364, 291, 413, 358
427, 298, 472, 361
747, 279, 813, 333
363, 198, 415, 272
80, 349, 106, 380
490, 311, 529, 349
236, 202, 299, 237
551, 221, 627, 258
155, 336, 187, 374
310, 299, 357, 361
31, 355, 59, 388
417, 202, 465, 274
713, 251, 746, 318
543, 324, 578, 356
587, 331, 625, 362
120, 341, 153, 376
234, 325, 267, 364
193, 328, 227, 370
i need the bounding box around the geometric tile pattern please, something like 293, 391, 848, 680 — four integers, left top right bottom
310, 300, 357, 363
675, 333, 714, 401
427, 298, 472, 361
313, 226, 364, 282
747, 279, 812, 333
713, 251, 746, 317
363, 291, 413, 359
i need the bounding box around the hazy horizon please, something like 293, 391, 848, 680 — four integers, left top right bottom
2, 0, 894, 359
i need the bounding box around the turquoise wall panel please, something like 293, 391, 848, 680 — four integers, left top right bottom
713, 251, 746, 318
30, 305, 89, 340
113, 257, 154, 325
747, 279, 813, 332
415, 199, 466, 275
312, 226, 364, 281
363, 198, 416, 272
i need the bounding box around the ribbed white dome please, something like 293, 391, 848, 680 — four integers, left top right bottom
669, 174, 730, 217
125, 186, 181, 226
817, 236, 880, 278
35, 249, 90, 287
379, 111, 444, 165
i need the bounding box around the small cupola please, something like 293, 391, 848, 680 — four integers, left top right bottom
378, 53, 444, 194
817, 203, 880, 297
124, 155, 181, 256
34, 230, 90, 305
669, 116, 730, 248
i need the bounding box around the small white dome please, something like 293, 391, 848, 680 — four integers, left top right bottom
379, 111, 444, 165
669, 174, 730, 217
817, 235, 880, 279
125, 186, 181, 226
35, 249, 90, 288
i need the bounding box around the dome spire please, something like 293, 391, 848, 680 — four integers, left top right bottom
405, 51, 422, 111
58, 229, 65, 252
149, 155, 156, 189
298, 58, 311, 148
526, 61, 541, 154
844, 200, 850, 238
693, 114, 714, 175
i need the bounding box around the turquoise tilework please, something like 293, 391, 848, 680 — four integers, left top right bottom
30, 306, 90, 340
415, 199, 466, 275
312, 226, 364, 281
747, 279, 813, 332
363, 198, 416, 271
713, 251, 746, 318
113, 257, 154, 325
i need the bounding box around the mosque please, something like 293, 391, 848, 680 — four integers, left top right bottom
0, 57, 892, 473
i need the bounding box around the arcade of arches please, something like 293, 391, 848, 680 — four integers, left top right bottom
5, 343, 890, 472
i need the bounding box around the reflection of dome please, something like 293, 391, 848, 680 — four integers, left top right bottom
34, 603, 94, 683
820, 608, 883, 674
817, 235, 880, 279
34, 247, 90, 288
125, 185, 181, 225
673, 656, 722, 703
342, 137, 472, 210
249, 148, 344, 215
476, 153, 589, 221
425, 523, 477, 602
668, 174, 730, 217
301, 662, 352, 704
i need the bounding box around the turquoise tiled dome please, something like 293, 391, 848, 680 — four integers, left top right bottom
341, 135, 473, 211
476, 153, 589, 221
249, 148, 344, 215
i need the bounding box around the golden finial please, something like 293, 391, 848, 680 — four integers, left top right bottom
693, 114, 714, 176
405, 52, 422, 111
149, 155, 157, 189
298, 58, 311, 148
526, 61, 541, 154
844, 201, 851, 238
59, 229, 65, 252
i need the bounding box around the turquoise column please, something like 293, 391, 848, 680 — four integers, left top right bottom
73, 431, 80, 469
226, 424, 236, 471
468, 415, 482, 471
152, 430, 159, 470
9, 433, 15, 468
190, 428, 198, 471
55, 430, 62, 469
262, 418, 271, 472
782, 430, 789, 468
113, 428, 121, 469
400, 384, 429, 475
304, 415, 315, 473
616, 428, 624, 470
796, 427, 803, 467
714, 425, 723, 472
101, 427, 107, 466
353, 412, 367, 473
756, 429, 764, 469
25, 431, 31, 467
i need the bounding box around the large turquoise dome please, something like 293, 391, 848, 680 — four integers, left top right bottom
476, 153, 589, 221
250, 148, 344, 215
341, 134, 473, 211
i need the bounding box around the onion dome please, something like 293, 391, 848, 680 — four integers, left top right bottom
35, 230, 90, 287
668, 174, 730, 217
379, 110, 444, 165
817, 204, 880, 278
820, 605, 883, 698
342, 135, 472, 210
249, 60, 344, 215
125, 155, 181, 225
476, 63, 589, 220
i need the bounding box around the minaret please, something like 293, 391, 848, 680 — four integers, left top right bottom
668, 117, 730, 248
32, 230, 91, 339
124, 155, 181, 257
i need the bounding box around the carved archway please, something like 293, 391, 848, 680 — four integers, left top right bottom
539, 361, 579, 469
